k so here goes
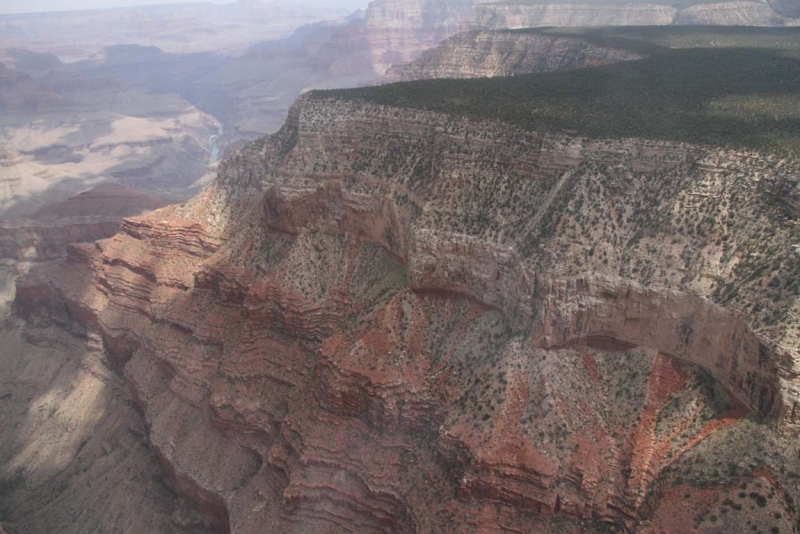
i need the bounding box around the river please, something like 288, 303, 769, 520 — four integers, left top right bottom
209, 124, 224, 164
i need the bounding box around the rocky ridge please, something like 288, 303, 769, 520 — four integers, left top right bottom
325, 0, 800, 88
0, 183, 168, 319
358, 0, 476, 75
383, 30, 644, 81
470, 1, 800, 29
0, 323, 210, 534
675, 0, 789, 24
0, 62, 71, 112
12, 94, 800, 533
0, 183, 168, 264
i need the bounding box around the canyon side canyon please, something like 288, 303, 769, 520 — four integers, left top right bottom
2, 2, 800, 534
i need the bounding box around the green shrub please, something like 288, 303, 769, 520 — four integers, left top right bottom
318, 27, 800, 156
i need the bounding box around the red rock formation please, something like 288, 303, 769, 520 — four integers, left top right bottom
0, 184, 168, 263
534, 276, 782, 416
14, 95, 799, 533
382, 30, 645, 83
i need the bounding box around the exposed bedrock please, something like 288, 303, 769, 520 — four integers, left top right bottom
330, 0, 476, 77
469, 1, 799, 29
674, 1, 789, 25
14, 95, 800, 532
383, 30, 644, 82
260, 179, 781, 417
769, 0, 800, 18
471, 3, 677, 29
533, 276, 782, 416
0, 184, 168, 264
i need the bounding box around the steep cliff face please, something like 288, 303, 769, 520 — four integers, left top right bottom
15, 95, 800, 533
383, 30, 644, 82
164, 0, 477, 144
0, 184, 168, 264
675, 1, 787, 25
769, 0, 800, 18
0, 183, 167, 318
470, 0, 799, 29
471, 2, 677, 29
324, 0, 476, 77
0, 323, 216, 534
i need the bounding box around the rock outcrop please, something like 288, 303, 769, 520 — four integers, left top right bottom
0, 322, 216, 534
471, 2, 677, 29
14, 94, 800, 533
0, 183, 168, 316
359, 0, 476, 75
470, 0, 799, 29
383, 30, 644, 82
769, 0, 800, 18
675, 1, 788, 25
0, 183, 168, 264
305, 0, 476, 81
0, 63, 62, 111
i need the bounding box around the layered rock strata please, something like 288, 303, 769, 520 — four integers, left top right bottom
769, 0, 800, 18
0, 184, 168, 264
383, 30, 644, 82
675, 1, 791, 25
0, 183, 168, 317
0, 322, 213, 534
470, 0, 799, 29
312, 0, 476, 80
14, 95, 800, 533
471, 2, 677, 29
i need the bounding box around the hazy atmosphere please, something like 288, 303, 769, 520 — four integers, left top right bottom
0, 0, 369, 14
2, 0, 800, 533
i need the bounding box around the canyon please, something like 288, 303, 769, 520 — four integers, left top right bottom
383, 30, 645, 81
2, 0, 799, 222
2, 2, 800, 534
0, 0, 480, 215
0, 183, 168, 318
0, 0, 356, 61
0, 60, 218, 218
7, 84, 800, 532
471, 0, 800, 30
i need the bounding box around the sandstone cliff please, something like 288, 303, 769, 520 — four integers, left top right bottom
0, 184, 168, 316
0, 184, 167, 263
314, 0, 475, 80
471, 2, 677, 29
470, 0, 799, 29
13, 94, 800, 533
0, 323, 213, 534
383, 30, 644, 82
675, 1, 788, 25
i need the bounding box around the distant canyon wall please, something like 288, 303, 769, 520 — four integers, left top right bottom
471, 1, 798, 29
383, 30, 644, 81
14, 93, 800, 533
